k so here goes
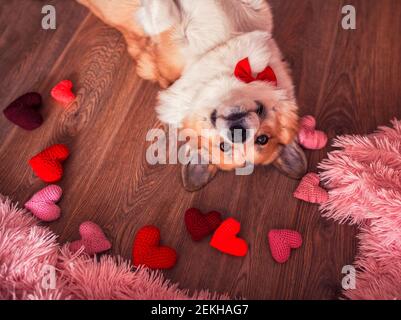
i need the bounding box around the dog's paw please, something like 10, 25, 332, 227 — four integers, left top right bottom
135, 0, 180, 36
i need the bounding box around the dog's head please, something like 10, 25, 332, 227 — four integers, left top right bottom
156, 32, 307, 191
180, 81, 306, 190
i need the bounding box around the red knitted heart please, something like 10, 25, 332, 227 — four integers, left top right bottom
268, 229, 302, 264
185, 208, 222, 241
210, 218, 248, 257
294, 173, 329, 204
3, 92, 43, 130
51, 80, 76, 104
69, 221, 112, 255
132, 226, 177, 269
298, 115, 328, 150
29, 144, 70, 183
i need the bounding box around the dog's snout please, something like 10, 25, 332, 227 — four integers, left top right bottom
229, 125, 248, 143
226, 112, 247, 122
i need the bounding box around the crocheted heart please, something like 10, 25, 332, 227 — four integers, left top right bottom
24, 185, 62, 222
51, 80, 76, 104
210, 218, 248, 257
132, 226, 177, 269
29, 144, 70, 183
294, 173, 329, 204
3, 92, 43, 130
298, 115, 328, 150
69, 221, 112, 255
268, 229, 302, 264
185, 208, 222, 241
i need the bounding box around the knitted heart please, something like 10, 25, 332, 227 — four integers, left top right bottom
210, 218, 248, 257
132, 226, 177, 269
268, 229, 302, 264
298, 115, 328, 150
185, 208, 222, 241
294, 173, 329, 204
51, 80, 76, 104
29, 144, 70, 183
24, 185, 62, 222
69, 221, 112, 255
3, 92, 43, 130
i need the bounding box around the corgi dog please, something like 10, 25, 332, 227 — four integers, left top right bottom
76, 0, 307, 191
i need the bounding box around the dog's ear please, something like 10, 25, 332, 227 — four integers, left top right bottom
273, 139, 307, 179
181, 149, 218, 192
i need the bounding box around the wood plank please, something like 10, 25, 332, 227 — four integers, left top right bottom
1, 0, 401, 299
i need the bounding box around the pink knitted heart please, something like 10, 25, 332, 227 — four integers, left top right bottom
69, 221, 112, 255
24, 185, 62, 222
268, 230, 302, 264
294, 173, 329, 204
298, 115, 328, 150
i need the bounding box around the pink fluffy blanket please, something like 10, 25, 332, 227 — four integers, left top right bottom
319, 119, 401, 299
0, 195, 228, 300
2, 120, 400, 300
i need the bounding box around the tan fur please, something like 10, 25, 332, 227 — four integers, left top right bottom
183, 102, 298, 171
77, 0, 184, 88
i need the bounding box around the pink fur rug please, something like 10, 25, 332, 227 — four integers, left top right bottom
2, 120, 400, 300
319, 119, 401, 300
0, 195, 228, 300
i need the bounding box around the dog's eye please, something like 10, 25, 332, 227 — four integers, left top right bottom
210, 110, 217, 125
256, 135, 269, 145
256, 101, 264, 116
220, 142, 231, 153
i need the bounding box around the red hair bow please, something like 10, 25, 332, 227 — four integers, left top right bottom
234, 57, 277, 86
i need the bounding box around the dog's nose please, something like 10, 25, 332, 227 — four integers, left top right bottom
226, 112, 247, 122
229, 125, 248, 143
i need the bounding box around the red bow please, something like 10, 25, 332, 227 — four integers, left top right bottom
234, 57, 277, 86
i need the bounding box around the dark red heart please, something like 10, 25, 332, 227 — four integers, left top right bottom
3, 92, 43, 130
184, 208, 222, 241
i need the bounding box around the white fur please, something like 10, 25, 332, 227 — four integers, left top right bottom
136, 0, 273, 64
135, 0, 180, 35
137, 0, 293, 127
157, 31, 274, 126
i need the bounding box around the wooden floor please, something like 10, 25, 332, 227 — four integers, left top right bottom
1, 0, 401, 299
